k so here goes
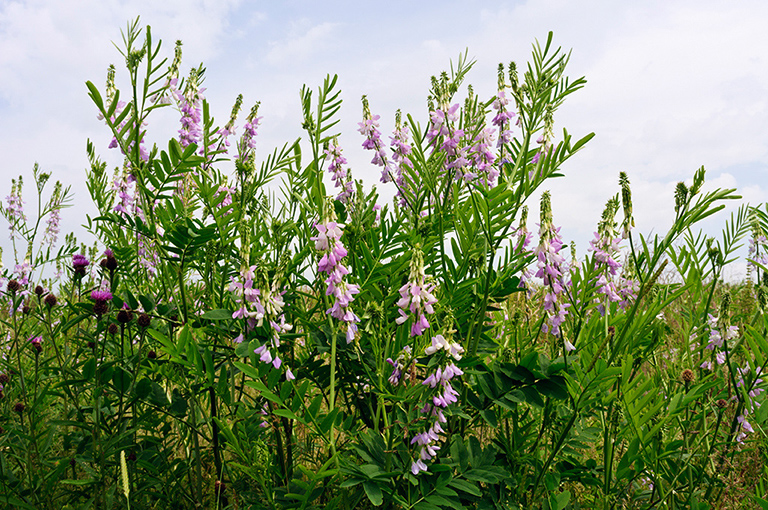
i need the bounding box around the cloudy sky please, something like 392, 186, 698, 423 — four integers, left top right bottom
1, 0, 766, 280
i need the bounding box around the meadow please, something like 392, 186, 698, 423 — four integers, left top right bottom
0, 20, 766, 509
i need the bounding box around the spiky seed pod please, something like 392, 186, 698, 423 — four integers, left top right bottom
681, 369, 695, 383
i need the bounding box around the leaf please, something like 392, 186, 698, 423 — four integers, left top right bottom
82, 357, 96, 381
448, 478, 481, 497
201, 309, 233, 320
273, 408, 300, 421
111, 366, 131, 395
363, 481, 383, 506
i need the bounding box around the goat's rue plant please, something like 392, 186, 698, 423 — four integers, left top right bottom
0, 19, 765, 510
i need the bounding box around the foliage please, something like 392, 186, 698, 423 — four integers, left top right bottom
0, 19, 765, 510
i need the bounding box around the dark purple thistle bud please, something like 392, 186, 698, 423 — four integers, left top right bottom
117, 307, 133, 324
0, 373, 8, 384
107, 323, 118, 336
7, 280, 20, 293
69, 458, 76, 468
72, 254, 89, 276
147, 350, 157, 359
138, 313, 151, 328
87, 340, 96, 349
13, 402, 25, 414
30, 336, 42, 354
22, 304, 31, 315
127, 452, 136, 462
44, 293, 57, 308
34, 285, 44, 296
105, 254, 118, 271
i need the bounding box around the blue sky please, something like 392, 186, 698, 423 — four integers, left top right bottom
1, 0, 767, 279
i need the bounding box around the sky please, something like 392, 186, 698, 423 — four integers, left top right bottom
1, 0, 766, 281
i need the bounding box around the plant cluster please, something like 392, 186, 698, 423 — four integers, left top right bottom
0, 19, 766, 510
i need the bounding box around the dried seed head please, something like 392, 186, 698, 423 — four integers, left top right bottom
681, 369, 695, 383
13, 402, 25, 414
716, 399, 728, 409
107, 323, 118, 336
34, 285, 44, 296
7, 280, 20, 293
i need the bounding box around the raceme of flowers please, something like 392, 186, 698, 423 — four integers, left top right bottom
358, 96, 391, 184
396, 247, 438, 337
534, 191, 571, 342
410, 334, 464, 475
229, 265, 295, 381
311, 220, 360, 343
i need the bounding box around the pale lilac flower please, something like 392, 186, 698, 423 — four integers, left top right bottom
178, 68, 205, 148
312, 220, 360, 342
396, 247, 438, 337
389, 111, 416, 207
359, 96, 391, 183
410, 333, 464, 476
491, 90, 515, 148
5, 178, 26, 239
534, 192, 570, 337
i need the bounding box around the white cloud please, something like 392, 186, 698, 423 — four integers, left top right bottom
265, 20, 339, 65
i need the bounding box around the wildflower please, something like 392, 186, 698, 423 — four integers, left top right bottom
325, 139, 354, 203
43, 181, 63, 246
410, 333, 464, 476
237, 102, 261, 157
311, 220, 360, 343
117, 305, 133, 324
358, 96, 390, 183
29, 336, 42, 354
389, 110, 415, 207
491, 88, 514, 149
230, 264, 295, 379
396, 246, 438, 337
73, 254, 90, 277
469, 126, 498, 188
426, 103, 459, 143
534, 191, 570, 337
5, 177, 26, 239
102, 249, 118, 271
386, 346, 413, 386
178, 66, 205, 148
91, 289, 113, 317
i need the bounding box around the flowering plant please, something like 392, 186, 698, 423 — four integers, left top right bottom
0, 20, 764, 510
